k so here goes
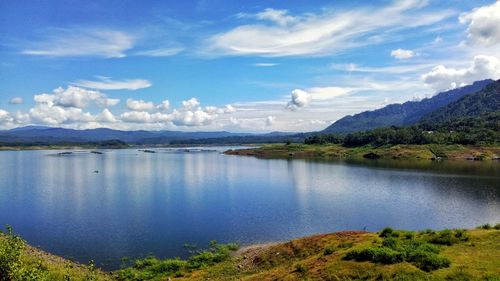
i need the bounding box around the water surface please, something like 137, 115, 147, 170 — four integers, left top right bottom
1, 148, 499, 269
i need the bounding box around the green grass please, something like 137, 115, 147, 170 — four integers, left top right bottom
226, 143, 500, 161
1, 226, 499, 280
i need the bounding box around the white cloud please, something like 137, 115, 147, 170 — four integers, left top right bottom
120, 111, 171, 123
286, 89, 311, 110
135, 47, 184, 57
126, 98, 156, 111
171, 109, 215, 126
307, 87, 354, 101
265, 115, 275, 126
205, 0, 453, 57
422, 55, 500, 91
157, 100, 171, 111
97, 109, 117, 123
9, 97, 23, 104
29, 103, 94, 125
34, 86, 119, 109
72, 76, 152, 90
391, 48, 415, 59
182, 98, 201, 109
0, 109, 14, 126
22, 28, 135, 58
255, 8, 297, 26
285, 86, 353, 110
253, 63, 278, 67
459, 1, 500, 47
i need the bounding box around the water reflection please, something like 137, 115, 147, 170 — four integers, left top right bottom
0, 149, 499, 269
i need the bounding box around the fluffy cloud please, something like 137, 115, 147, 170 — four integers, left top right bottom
460, 1, 500, 46
29, 103, 94, 125
182, 98, 201, 109
126, 99, 156, 111
73, 76, 151, 90
157, 100, 171, 111
422, 55, 500, 91
204, 104, 236, 114
9, 97, 23, 104
22, 29, 135, 58
120, 111, 172, 123
97, 109, 117, 123
265, 116, 275, 126
33, 86, 119, 109
285, 86, 355, 111
26, 86, 120, 125
171, 109, 215, 126
206, 0, 453, 57
0, 109, 13, 124
391, 48, 415, 59
286, 89, 311, 110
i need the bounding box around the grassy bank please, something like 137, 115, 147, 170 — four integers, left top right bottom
2, 225, 500, 280
224, 143, 500, 161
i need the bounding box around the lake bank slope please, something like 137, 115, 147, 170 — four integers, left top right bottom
2, 227, 499, 280
224, 144, 500, 161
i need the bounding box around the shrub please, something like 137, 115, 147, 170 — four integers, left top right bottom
345, 229, 455, 272
344, 247, 404, 264
382, 237, 398, 249
494, 224, 500, 230
0, 226, 49, 281
294, 263, 307, 273
427, 229, 469, 245
479, 224, 492, 230
408, 250, 450, 272
379, 227, 395, 238
323, 245, 336, 255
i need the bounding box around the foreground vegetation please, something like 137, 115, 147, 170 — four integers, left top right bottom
225, 143, 500, 161
2, 225, 500, 280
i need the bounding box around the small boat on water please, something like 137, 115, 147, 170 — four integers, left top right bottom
91, 151, 104, 155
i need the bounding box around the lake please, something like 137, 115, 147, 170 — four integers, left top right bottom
1, 148, 499, 269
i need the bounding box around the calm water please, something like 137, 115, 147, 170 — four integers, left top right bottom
1, 148, 499, 269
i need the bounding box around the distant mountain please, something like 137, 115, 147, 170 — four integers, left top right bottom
322, 79, 494, 133
420, 79, 500, 124
0, 126, 293, 145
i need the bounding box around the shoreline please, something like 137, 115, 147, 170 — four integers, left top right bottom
2, 226, 499, 280
224, 143, 500, 161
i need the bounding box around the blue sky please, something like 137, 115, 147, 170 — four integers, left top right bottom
0, 0, 499, 132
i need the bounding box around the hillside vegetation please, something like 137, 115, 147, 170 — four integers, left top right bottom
2, 225, 499, 280
322, 80, 493, 133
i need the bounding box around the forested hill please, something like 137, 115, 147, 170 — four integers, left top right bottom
420, 79, 500, 124
322, 79, 493, 133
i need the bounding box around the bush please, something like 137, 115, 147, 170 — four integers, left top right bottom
116, 241, 239, 280
323, 245, 336, 255
345, 228, 456, 272
427, 229, 469, 245
344, 247, 404, 264
408, 250, 450, 272
294, 263, 307, 273
382, 237, 398, 249
494, 224, 500, 230
0, 226, 49, 281
379, 227, 395, 238
479, 224, 492, 230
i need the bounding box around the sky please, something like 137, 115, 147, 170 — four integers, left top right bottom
0, 0, 499, 132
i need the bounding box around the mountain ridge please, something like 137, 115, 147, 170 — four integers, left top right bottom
322, 79, 494, 133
